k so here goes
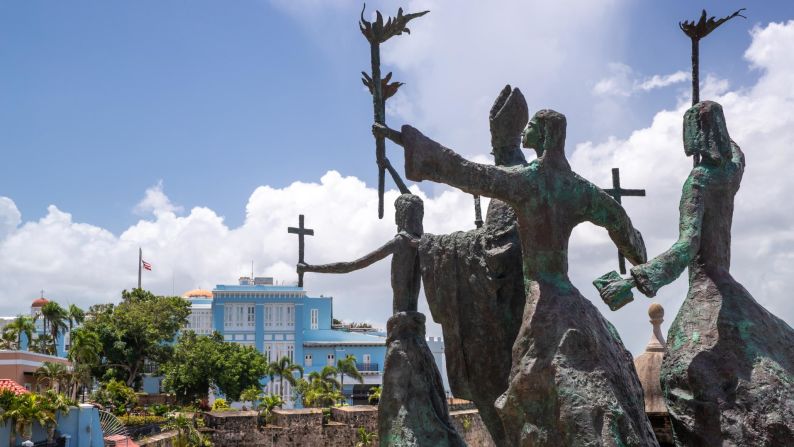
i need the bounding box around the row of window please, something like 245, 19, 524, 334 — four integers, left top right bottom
220, 304, 320, 330
215, 292, 305, 299
303, 353, 371, 367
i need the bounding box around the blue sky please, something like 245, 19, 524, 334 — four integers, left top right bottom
2, 0, 791, 232
2, 1, 794, 355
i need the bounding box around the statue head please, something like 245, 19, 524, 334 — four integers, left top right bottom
395, 194, 424, 235
683, 101, 732, 165
523, 109, 567, 160
490, 85, 529, 166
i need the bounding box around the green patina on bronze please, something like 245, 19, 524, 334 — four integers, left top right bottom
597, 101, 794, 446
380, 106, 657, 445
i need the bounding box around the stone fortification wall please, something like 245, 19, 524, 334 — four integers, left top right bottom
201, 405, 494, 446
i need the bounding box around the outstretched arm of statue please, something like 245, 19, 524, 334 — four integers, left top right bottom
297, 237, 398, 275
373, 123, 526, 203
586, 184, 647, 267
630, 173, 705, 297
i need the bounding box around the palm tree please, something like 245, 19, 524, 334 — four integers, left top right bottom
35, 362, 69, 392
1, 393, 55, 446
39, 389, 72, 443
304, 365, 342, 407
337, 354, 364, 401
259, 394, 284, 424
3, 315, 36, 350
67, 328, 102, 400
66, 304, 85, 348
40, 302, 68, 355
267, 356, 304, 400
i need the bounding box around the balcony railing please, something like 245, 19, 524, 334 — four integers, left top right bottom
356, 362, 379, 372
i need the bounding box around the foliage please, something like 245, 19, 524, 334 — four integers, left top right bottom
299, 366, 343, 408
461, 415, 472, 431
40, 301, 69, 355
258, 394, 283, 425
121, 414, 168, 426
150, 403, 170, 416
2, 315, 36, 350
0, 390, 74, 444
34, 362, 69, 392
211, 399, 229, 411
356, 426, 377, 446
81, 289, 190, 387
368, 386, 381, 405
162, 332, 269, 403
164, 414, 212, 447
336, 354, 364, 400
267, 355, 303, 402
92, 379, 138, 414
239, 386, 262, 409
214, 342, 269, 401
66, 304, 85, 334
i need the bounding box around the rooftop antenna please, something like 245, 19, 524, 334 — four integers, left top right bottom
251, 260, 254, 279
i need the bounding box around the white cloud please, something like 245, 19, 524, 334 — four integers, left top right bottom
0, 198, 21, 241
133, 180, 183, 217
636, 70, 689, 91
593, 63, 689, 97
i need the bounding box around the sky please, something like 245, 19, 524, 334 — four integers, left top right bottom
1, 0, 794, 356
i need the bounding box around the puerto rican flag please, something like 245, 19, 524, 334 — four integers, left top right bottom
142, 260, 152, 271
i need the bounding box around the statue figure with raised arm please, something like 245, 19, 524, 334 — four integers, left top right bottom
595, 101, 794, 446
417, 85, 528, 446
376, 109, 658, 446
299, 194, 465, 447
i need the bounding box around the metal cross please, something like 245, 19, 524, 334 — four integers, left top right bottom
604, 168, 646, 274
288, 214, 314, 287
473, 195, 484, 229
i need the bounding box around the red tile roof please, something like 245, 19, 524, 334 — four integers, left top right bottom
32, 297, 49, 307
0, 379, 29, 395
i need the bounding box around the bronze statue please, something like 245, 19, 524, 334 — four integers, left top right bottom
376, 108, 657, 445
596, 101, 794, 446
299, 194, 465, 447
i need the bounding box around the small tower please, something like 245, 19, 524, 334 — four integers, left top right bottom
633, 303, 673, 446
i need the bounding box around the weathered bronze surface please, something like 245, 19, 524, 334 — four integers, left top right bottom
599, 101, 794, 446
379, 107, 657, 445
417, 85, 527, 445
299, 194, 464, 446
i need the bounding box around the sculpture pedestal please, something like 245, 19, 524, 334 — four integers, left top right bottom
378, 311, 465, 447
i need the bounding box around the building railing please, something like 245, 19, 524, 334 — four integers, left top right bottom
356, 362, 379, 372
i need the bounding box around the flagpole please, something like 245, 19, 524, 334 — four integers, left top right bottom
138, 247, 142, 290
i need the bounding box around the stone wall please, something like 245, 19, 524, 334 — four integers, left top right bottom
137, 430, 179, 447
201, 405, 492, 446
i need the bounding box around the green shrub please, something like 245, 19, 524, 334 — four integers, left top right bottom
92, 379, 138, 414
122, 415, 168, 426
211, 398, 230, 411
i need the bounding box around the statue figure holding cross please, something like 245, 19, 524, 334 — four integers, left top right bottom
298, 194, 465, 446
376, 107, 657, 445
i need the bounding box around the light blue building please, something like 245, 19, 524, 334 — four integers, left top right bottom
184, 276, 387, 405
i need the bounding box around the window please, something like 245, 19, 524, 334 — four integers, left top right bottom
327, 353, 335, 366
225, 304, 255, 330
287, 306, 294, 326
311, 309, 319, 330
265, 306, 272, 327
247, 305, 255, 328
305, 354, 312, 367
363, 354, 371, 364
264, 344, 272, 362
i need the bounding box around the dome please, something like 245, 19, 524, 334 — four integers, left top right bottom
182, 289, 213, 299
31, 297, 49, 308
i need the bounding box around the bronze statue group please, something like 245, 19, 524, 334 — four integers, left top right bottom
293, 7, 794, 447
